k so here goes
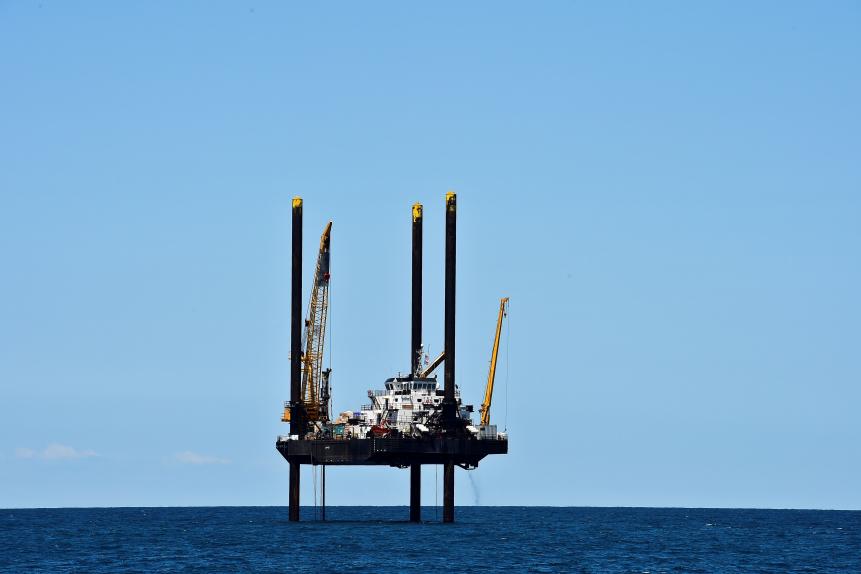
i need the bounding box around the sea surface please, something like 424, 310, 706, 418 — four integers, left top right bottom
2, 506, 859, 573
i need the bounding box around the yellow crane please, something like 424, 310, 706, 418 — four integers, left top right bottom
418, 351, 445, 378
479, 297, 509, 427
282, 222, 332, 424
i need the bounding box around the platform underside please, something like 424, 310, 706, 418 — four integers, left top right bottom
276, 437, 507, 467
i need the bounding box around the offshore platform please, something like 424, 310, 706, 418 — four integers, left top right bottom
276, 193, 508, 522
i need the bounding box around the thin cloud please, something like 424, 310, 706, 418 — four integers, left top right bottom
173, 451, 231, 465
15, 444, 98, 460
14, 448, 36, 459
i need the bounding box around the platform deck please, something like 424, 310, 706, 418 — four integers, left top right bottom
276, 437, 508, 468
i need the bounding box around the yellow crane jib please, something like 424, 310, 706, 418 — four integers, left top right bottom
302, 221, 332, 423
479, 297, 509, 427
282, 221, 332, 425
418, 351, 445, 378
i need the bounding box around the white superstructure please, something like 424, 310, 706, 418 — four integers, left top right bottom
332, 375, 476, 438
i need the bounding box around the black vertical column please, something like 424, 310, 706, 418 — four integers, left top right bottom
443, 192, 457, 425
289, 196, 303, 522
289, 462, 300, 521
410, 202, 423, 522
443, 191, 456, 523
443, 462, 454, 523
410, 463, 421, 522
411, 203, 423, 375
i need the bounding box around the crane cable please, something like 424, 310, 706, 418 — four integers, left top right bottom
328, 276, 333, 418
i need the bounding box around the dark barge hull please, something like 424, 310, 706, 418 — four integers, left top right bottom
276, 437, 507, 468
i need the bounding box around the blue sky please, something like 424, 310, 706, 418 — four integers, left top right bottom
1, 1, 859, 509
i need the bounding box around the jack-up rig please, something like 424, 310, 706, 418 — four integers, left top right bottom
276, 192, 509, 522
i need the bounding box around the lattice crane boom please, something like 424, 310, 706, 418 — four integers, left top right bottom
479, 297, 509, 427
282, 222, 332, 426
302, 222, 332, 423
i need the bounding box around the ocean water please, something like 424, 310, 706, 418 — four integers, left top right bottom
1, 506, 859, 573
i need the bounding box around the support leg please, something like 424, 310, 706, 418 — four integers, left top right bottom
321, 464, 326, 522
443, 461, 454, 523
410, 464, 421, 522
289, 461, 300, 522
